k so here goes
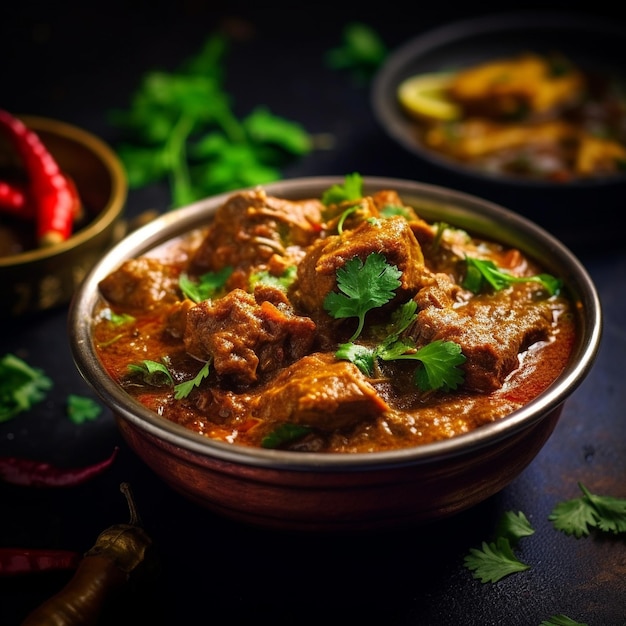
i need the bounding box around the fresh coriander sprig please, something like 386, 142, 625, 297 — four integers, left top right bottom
321, 172, 364, 206
548, 482, 626, 537
179, 267, 233, 303
323, 252, 402, 342
463, 256, 562, 296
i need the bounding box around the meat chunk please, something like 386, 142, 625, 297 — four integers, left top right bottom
255, 352, 389, 430
98, 257, 180, 311
191, 189, 324, 274
412, 286, 553, 392
292, 215, 426, 314
183, 288, 316, 385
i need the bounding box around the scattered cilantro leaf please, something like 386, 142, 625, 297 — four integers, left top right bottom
323, 252, 402, 342
325, 22, 387, 83
549, 482, 626, 537
180, 267, 233, 303
261, 423, 313, 449
495, 510, 535, 544
464, 536, 531, 583
174, 361, 211, 399
109, 34, 312, 209
321, 172, 363, 206
249, 266, 297, 292
128, 359, 174, 387
335, 342, 375, 376
540, 615, 588, 626
463, 257, 562, 296
99, 308, 135, 325
0, 353, 53, 423
67, 394, 102, 425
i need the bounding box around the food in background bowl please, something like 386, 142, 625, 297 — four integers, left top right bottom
69, 176, 601, 531
396, 51, 626, 182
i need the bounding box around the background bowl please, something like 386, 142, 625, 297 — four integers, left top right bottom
0, 115, 127, 318
69, 176, 601, 533
371, 11, 626, 250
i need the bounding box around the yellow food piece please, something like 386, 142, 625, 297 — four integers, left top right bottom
397, 73, 462, 122
448, 53, 585, 117
575, 135, 626, 175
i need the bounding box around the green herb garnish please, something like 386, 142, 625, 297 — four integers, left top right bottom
324, 252, 402, 342
67, 394, 102, 425
110, 34, 312, 208
463, 511, 534, 583
549, 482, 626, 537
179, 267, 233, 303
321, 172, 364, 206
463, 256, 562, 296
261, 423, 313, 449
540, 616, 588, 626
0, 353, 53, 423
128, 359, 174, 387
174, 360, 211, 399
249, 266, 297, 292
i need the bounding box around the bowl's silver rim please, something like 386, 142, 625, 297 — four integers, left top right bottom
68, 176, 602, 472
371, 10, 626, 191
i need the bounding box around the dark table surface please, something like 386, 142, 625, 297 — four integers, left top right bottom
2, 4, 625, 625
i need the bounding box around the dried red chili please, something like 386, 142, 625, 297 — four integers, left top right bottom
0, 447, 118, 488
21, 483, 156, 626
0, 109, 82, 246
0, 180, 27, 216
0, 548, 81, 576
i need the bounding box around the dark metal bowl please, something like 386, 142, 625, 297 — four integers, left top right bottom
371, 11, 626, 249
69, 176, 602, 532
0, 115, 127, 318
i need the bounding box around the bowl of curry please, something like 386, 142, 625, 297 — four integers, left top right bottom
69, 175, 601, 532
371, 11, 626, 247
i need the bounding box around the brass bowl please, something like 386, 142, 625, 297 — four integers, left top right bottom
69, 176, 602, 532
0, 115, 127, 318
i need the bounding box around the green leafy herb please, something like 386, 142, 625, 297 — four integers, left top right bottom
128, 359, 174, 387
67, 394, 102, 425
0, 353, 53, 423
174, 361, 211, 399
321, 172, 363, 206
180, 267, 233, 303
548, 482, 626, 537
325, 22, 387, 83
540, 615, 588, 626
464, 536, 531, 583
323, 252, 402, 342
261, 423, 313, 449
249, 266, 297, 292
109, 34, 312, 208
464, 510, 534, 583
99, 308, 135, 325
463, 256, 562, 296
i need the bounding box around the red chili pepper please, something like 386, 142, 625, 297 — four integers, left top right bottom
0, 109, 82, 246
0, 180, 27, 216
0, 447, 118, 488
0, 548, 81, 576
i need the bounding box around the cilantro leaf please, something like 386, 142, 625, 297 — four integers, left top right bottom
323, 252, 402, 342
325, 22, 387, 83
321, 172, 363, 206
67, 394, 102, 425
549, 482, 626, 537
249, 266, 297, 292
0, 354, 53, 423
261, 423, 313, 449
128, 360, 174, 387
335, 342, 375, 376
495, 510, 535, 544
464, 536, 530, 583
174, 361, 211, 399
540, 615, 589, 626
463, 257, 562, 296
179, 267, 233, 303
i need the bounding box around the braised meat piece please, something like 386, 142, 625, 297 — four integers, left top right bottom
183, 288, 316, 385
254, 352, 390, 430
292, 215, 426, 315
190, 189, 324, 275
412, 285, 553, 392
98, 257, 181, 311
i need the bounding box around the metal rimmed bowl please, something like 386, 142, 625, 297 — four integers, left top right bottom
371, 11, 626, 248
68, 176, 602, 532
0, 115, 127, 318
